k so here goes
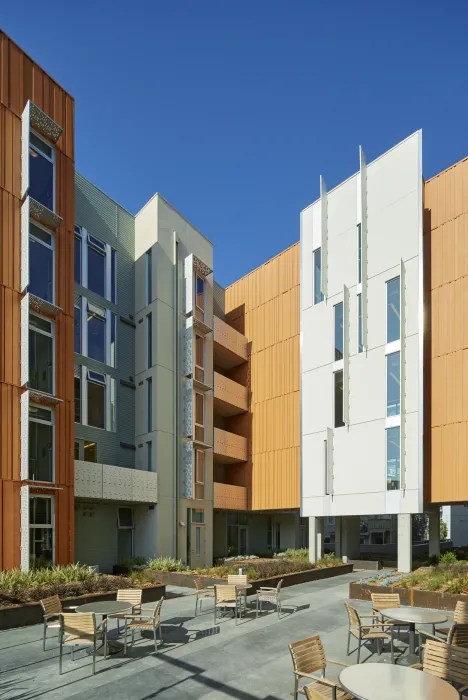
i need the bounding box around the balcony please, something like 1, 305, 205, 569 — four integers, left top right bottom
214, 372, 248, 416
75, 461, 158, 503
214, 428, 248, 464
213, 316, 248, 369
214, 482, 247, 510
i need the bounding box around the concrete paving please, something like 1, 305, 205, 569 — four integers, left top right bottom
0, 572, 435, 699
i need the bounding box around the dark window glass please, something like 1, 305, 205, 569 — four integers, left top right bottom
334, 303, 344, 361
29, 146, 53, 210
357, 223, 362, 284
146, 250, 152, 305
74, 306, 81, 354
147, 441, 153, 472
29, 237, 53, 302
84, 441, 97, 463
111, 249, 117, 303
88, 246, 105, 297
87, 311, 105, 363
74, 375, 81, 423
386, 427, 400, 490
147, 377, 152, 432
110, 314, 116, 368
334, 370, 344, 428
29, 328, 53, 394
30, 496, 52, 525
74, 441, 80, 459
387, 277, 400, 343
88, 380, 105, 429
118, 507, 133, 527
29, 420, 53, 482
314, 248, 324, 304
74, 236, 81, 284
146, 314, 152, 369
387, 352, 401, 417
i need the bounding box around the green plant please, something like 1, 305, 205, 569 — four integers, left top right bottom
117, 556, 146, 568
282, 548, 309, 561
427, 575, 443, 591
440, 551, 458, 565
147, 557, 188, 572
316, 553, 342, 568
440, 520, 448, 541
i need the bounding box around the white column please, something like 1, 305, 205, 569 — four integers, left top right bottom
334, 517, 342, 558
341, 515, 361, 561
308, 517, 324, 564
398, 514, 412, 573
428, 507, 441, 559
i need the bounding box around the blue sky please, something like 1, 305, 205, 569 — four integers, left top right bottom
3, 1, 467, 286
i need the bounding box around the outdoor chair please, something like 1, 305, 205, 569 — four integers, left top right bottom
123, 596, 164, 654
40, 595, 77, 651
370, 592, 407, 638
419, 622, 468, 659
411, 637, 468, 696
344, 602, 394, 664
194, 575, 214, 616
214, 585, 242, 625
112, 588, 143, 633
436, 601, 468, 639
59, 612, 107, 675
289, 634, 352, 700
256, 578, 283, 619
227, 574, 248, 611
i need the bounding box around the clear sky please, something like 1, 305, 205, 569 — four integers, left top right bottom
3, 1, 468, 286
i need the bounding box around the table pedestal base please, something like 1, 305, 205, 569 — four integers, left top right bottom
86, 640, 123, 657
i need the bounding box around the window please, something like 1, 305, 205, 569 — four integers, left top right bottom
195, 276, 204, 316
87, 303, 106, 364
110, 313, 117, 368
87, 236, 106, 297
29, 314, 53, 395
313, 248, 324, 304
195, 392, 204, 442
195, 449, 205, 500
357, 223, 362, 284
195, 335, 204, 382
84, 441, 97, 463
111, 249, 117, 304
146, 249, 152, 305
146, 314, 152, 369
192, 509, 204, 523
74, 301, 81, 354
74, 370, 81, 423
334, 302, 343, 361
117, 507, 134, 560
74, 441, 80, 459
29, 131, 54, 211
29, 405, 54, 482
109, 376, 116, 432
146, 377, 152, 432
386, 352, 401, 417
387, 277, 400, 343
29, 222, 54, 303
386, 426, 400, 490
147, 441, 153, 472
74, 234, 82, 284
357, 294, 363, 353
87, 371, 105, 429
29, 496, 53, 568
334, 370, 344, 428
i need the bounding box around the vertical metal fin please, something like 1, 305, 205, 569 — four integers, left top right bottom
21, 101, 30, 200
184, 254, 194, 316
320, 176, 328, 298
20, 484, 30, 571
20, 391, 29, 480
20, 294, 29, 386
326, 427, 333, 496
400, 259, 406, 490
343, 285, 349, 426
359, 147, 368, 350
21, 198, 29, 292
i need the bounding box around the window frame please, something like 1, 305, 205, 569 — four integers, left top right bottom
333, 370, 345, 429
313, 248, 324, 305
29, 129, 55, 212
195, 449, 205, 500
28, 311, 55, 396
357, 293, 363, 354
28, 403, 55, 483
146, 313, 152, 369
386, 351, 401, 420
195, 334, 205, 382
110, 249, 117, 304
333, 302, 344, 363
147, 441, 153, 472
386, 425, 401, 491
146, 376, 153, 433
87, 370, 106, 430
86, 302, 106, 364
357, 223, 362, 285
29, 494, 54, 568
29, 220, 55, 304
74, 230, 82, 285
194, 391, 205, 442
87, 236, 106, 298
74, 299, 82, 355
386, 276, 401, 346
83, 440, 98, 463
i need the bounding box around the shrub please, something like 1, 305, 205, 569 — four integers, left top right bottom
117, 556, 146, 569
440, 551, 458, 565
147, 557, 188, 572
281, 549, 309, 561
316, 554, 342, 568
428, 575, 443, 591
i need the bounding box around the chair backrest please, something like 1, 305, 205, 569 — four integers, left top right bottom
193, 576, 205, 591
215, 585, 238, 603
151, 597, 164, 623
370, 593, 400, 611
424, 638, 468, 686
344, 602, 361, 631
40, 595, 62, 617
62, 612, 96, 637
117, 588, 142, 606
227, 575, 248, 586
289, 635, 326, 677
448, 622, 468, 648
454, 600, 468, 624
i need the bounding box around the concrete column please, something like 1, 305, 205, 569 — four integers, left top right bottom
334, 517, 342, 558
428, 507, 441, 559
341, 515, 361, 561
308, 517, 324, 563
398, 514, 412, 573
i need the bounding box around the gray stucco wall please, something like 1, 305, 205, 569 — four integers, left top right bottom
75, 173, 136, 469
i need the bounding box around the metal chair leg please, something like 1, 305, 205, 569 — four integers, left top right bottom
256, 595, 259, 619
104, 628, 107, 660
390, 630, 394, 664
92, 639, 96, 675
59, 634, 63, 675
124, 621, 127, 656
153, 627, 158, 652
357, 638, 361, 664
43, 622, 47, 651
294, 675, 299, 700
347, 631, 351, 655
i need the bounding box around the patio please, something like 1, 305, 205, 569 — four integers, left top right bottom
0, 571, 440, 699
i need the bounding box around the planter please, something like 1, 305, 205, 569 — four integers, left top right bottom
155, 564, 353, 591
349, 581, 468, 611
0, 584, 166, 631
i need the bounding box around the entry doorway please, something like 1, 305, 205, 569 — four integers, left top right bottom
239, 526, 248, 555
187, 508, 206, 568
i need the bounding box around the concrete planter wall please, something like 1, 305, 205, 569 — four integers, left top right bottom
349, 581, 468, 611
0, 584, 166, 631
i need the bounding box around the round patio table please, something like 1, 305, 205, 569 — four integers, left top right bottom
339, 663, 459, 700
380, 606, 447, 664
75, 601, 132, 655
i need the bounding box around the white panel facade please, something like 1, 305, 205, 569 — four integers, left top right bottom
301, 132, 423, 518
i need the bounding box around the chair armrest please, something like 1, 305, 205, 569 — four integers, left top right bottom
121, 613, 153, 621
97, 618, 108, 631
410, 663, 423, 670
360, 614, 378, 618
418, 630, 440, 642
327, 659, 351, 667
259, 587, 276, 592
361, 623, 395, 628
295, 672, 337, 688
63, 606, 77, 611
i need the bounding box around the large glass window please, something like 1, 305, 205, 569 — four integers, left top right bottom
147, 377, 152, 432
195, 335, 204, 382
110, 376, 116, 432
146, 249, 152, 305
386, 426, 401, 490
29, 405, 54, 482
387, 277, 400, 343
29, 496, 53, 569
87, 236, 106, 298
146, 313, 152, 369
29, 314, 53, 395
29, 222, 54, 303
29, 132, 54, 211
357, 293, 363, 353
196, 276, 204, 318
74, 372, 81, 423
110, 313, 117, 368
84, 441, 97, 463
74, 233, 81, 284
195, 449, 205, 500
357, 223, 362, 284
334, 302, 343, 361
87, 304, 106, 364
147, 441, 153, 472
313, 248, 324, 304
88, 372, 105, 429
386, 352, 401, 417
334, 370, 344, 428
195, 392, 204, 442
111, 249, 117, 304
74, 302, 81, 354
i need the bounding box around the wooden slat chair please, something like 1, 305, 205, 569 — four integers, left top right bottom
437, 601, 468, 639
59, 612, 107, 675
214, 585, 241, 625
112, 589, 142, 633
194, 575, 215, 616
289, 635, 352, 700
411, 637, 468, 696
344, 602, 394, 664
40, 595, 77, 651
123, 597, 164, 654
256, 578, 283, 619
227, 574, 248, 612
419, 623, 468, 658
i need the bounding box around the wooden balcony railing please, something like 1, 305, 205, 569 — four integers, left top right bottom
214, 482, 247, 510
214, 428, 248, 463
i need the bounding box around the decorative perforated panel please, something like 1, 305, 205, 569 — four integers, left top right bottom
20, 391, 29, 480
183, 318, 194, 377
21, 294, 29, 387
30, 102, 63, 143
182, 379, 193, 438
21, 102, 30, 200
181, 441, 194, 499
193, 316, 212, 335
20, 485, 30, 572
29, 293, 62, 318
74, 461, 103, 499
193, 255, 212, 277
28, 390, 62, 407
29, 198, 62, 230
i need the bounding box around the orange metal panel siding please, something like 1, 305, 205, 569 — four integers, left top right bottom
225, 243, 300, 511
425, 157, 468, 502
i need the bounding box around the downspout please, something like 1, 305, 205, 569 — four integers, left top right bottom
173, 232, 179, 559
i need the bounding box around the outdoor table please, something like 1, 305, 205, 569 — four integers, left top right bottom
339, 663, 459, 700
75, 600, 132, 655
380, 606, 447, 665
